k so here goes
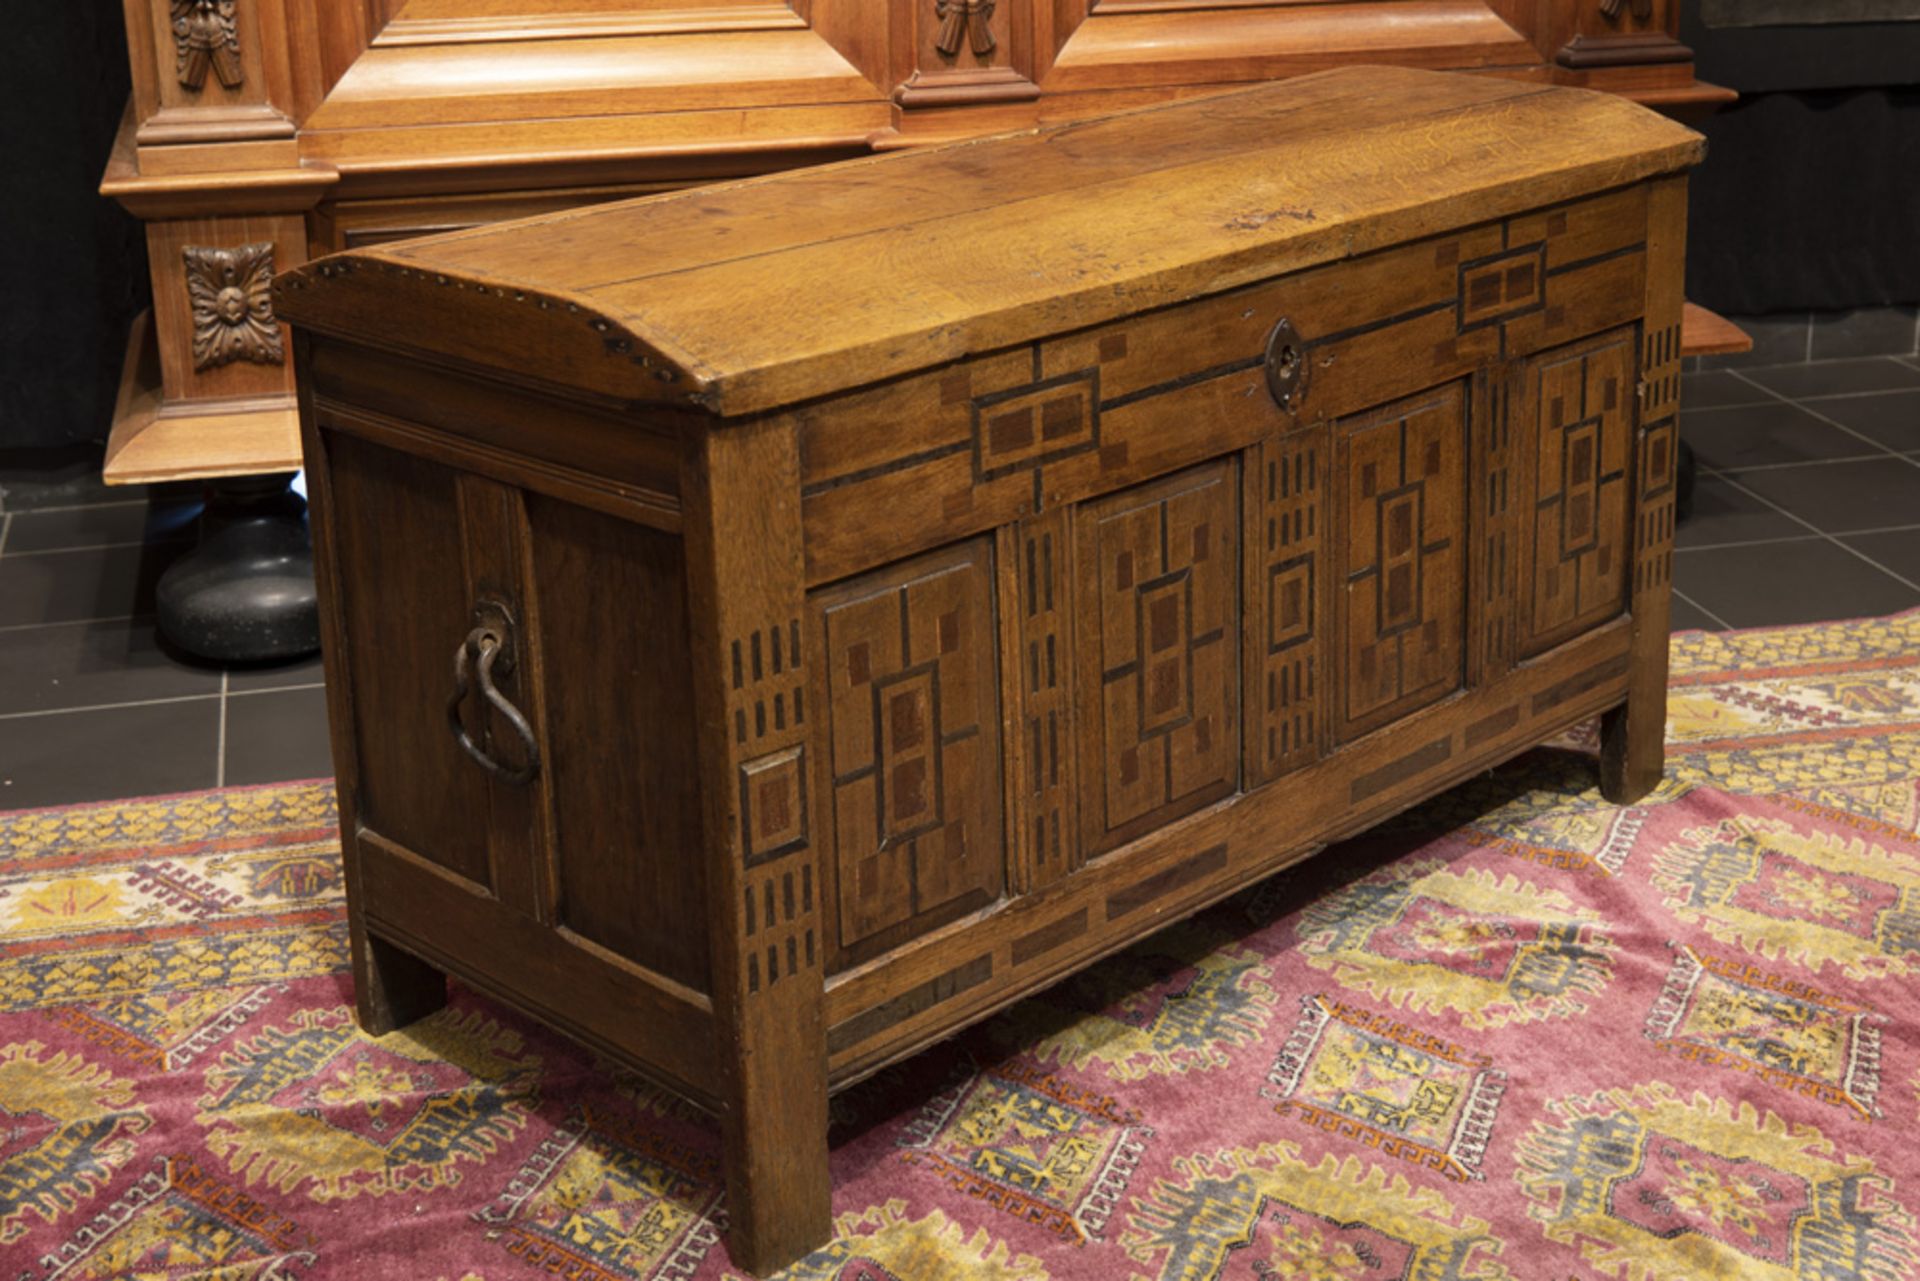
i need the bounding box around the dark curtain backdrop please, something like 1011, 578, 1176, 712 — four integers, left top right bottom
1687, 88, 1920, 315
0, 0, 148, 451
1682, 7, 1920, 315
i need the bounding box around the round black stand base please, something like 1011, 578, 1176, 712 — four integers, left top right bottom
157, 472, 321, 663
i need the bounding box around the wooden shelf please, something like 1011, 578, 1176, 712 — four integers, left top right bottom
1680, 300, 1754, 357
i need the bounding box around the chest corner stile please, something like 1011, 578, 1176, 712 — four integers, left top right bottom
273, 66, 1702, 1274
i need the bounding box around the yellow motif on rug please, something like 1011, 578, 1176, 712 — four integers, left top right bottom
743, 1200, 1050, 1281
991, 920, 1278, 1080
0, 1042, 152, 1244
196, 1005, 540, 1201
1122, 1141, 1512, 1280
474, 1101, 726, 1281
1652, 813, 1920, 980
1516, 1083, 1917, 1280
1295, 859, 1615, 1028
1265, 996, 1506, 1182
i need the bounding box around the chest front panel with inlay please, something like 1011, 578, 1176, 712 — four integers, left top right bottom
277, 69, 1699, 1272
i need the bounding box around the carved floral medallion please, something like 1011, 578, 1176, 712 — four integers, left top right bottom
185, 242, 284, 371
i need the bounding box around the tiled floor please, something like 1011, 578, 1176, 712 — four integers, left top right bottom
1672, 355, 1920, 630
3, 353, 1919, 812
0, 462, 331, 811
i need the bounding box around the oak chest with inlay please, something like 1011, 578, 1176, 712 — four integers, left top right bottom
274, 65, 1702, 1274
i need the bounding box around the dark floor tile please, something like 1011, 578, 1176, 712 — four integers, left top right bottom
223, 686, 336, 786
0, 542, 190, 627
0, 698, 221, 811
1720, 459, 1920, 535
1669, 594, 1720, 631
1680, 370, 1773, 411
226, 649, 327, 693
0, 445, 130, 513
1697, 313, 1807, 369
1797, 389, 1920, 452
1840, 528, 1920, 586
1673, 540, 1920, 628
1808, 306, 1919, 361
1738, 357, 1920, 400
0, 617, 223, 716
1680, 401, 1879, 471
1676, 474, 1809, 549
3, 500, 201, 555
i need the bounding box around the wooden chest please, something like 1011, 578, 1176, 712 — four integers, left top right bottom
275, 66, 1702, 1274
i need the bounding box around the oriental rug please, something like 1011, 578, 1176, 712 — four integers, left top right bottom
4, 611, 1920, 1280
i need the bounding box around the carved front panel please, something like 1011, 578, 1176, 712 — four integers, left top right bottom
1334, 384, 1467, 743
1515, 328, 1635, 654
1075, 461, 1239, 854
811, 540, 1005, 965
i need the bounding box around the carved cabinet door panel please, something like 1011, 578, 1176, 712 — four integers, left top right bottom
1332, 382, 1469, 744
1512, 327, 1637, 656
1073, 460, 1240, 857
809, 539, 1007, 968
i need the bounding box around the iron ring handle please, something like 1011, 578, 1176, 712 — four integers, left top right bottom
447, 628, 541, 786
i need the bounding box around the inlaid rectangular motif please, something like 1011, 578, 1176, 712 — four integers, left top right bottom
1074, 461, 1238, 853
1515, 328, 1634, 654
972, 371, 1099, 481
811, 539, 1004, 962
1333, 385, 1466, 742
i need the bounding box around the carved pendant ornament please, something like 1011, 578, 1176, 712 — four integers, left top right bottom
185, 242, 284, 371
1599, 0, 1654, 18
172, 0, 242, 90
934, 0, 996, 58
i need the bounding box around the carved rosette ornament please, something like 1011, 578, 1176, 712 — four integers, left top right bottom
934, 0, 996, 58
185, 243, 284, 371
1599, 0, 1654, 18
172, 0, 243, 90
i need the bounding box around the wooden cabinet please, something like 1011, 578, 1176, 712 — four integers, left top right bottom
276, 67, 1701, 1273
99, 0, 1724, 484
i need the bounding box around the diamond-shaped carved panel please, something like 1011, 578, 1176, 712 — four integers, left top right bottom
1334, 384, 1467, 743
1515, 328, 1634, 655
1074, 460, 1238, 855
810, 539, 1004, 965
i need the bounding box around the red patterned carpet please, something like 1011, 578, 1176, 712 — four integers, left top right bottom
4, 612, 1920, 1280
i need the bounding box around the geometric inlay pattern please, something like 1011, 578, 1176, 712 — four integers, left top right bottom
1014, 508, 1078, 888
812, 539, 1004, 959
1075, 461, 1238, 851
1516, 327, 1634, 654
1251, 429, 1324, 783
1335, 384, 1466, 742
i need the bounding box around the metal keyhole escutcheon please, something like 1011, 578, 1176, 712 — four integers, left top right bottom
447, 600, 541, 786
1264, 316, 1311, 414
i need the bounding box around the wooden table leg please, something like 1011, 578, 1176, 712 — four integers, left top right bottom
1602, 173, 1684, 807
353, 927, 448, 1035
682, 418, 832, 1274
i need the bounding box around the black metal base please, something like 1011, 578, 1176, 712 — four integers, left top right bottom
156, 472, 320, 663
